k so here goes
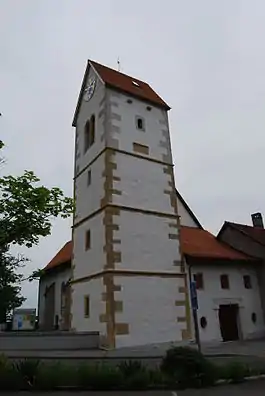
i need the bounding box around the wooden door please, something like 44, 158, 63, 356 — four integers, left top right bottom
219, 304, 239, 342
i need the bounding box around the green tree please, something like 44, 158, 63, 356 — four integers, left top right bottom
0, 141, 73, 322
0, 251, 27, 322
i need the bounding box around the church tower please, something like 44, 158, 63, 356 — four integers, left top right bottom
71, 60, 191, 348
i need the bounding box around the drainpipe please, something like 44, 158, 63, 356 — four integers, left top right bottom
187, 260, 201, 353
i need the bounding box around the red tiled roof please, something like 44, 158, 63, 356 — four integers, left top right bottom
90, 60, 170, 110
44, 226, 252, 274
44, 241, 72, 271
72, 60, 170, 126
180, 226, 250, 260
228, 222, 265, 247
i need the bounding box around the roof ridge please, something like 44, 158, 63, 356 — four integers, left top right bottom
89, 59, 146, 85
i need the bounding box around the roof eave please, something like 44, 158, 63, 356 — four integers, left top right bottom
185, 254, 256, 263
105, 82, 171, 111
41, 260, 71, 278
72, 60, 90, 127
176, 189, 203, 229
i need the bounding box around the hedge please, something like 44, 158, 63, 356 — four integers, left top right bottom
0, 347, 264, 391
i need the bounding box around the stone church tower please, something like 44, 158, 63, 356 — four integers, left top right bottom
71, 60, 191, 348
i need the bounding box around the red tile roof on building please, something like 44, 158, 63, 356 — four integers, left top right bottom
44, 241, 72, 271
43, 226, 253, 274
72, 60, 170, 126
181, 226, 250, 260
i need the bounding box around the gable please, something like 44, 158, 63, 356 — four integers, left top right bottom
218, 222, 265, 260
73, 60, 170, 126
181, 226, 250, 260
176, 189, 203, 229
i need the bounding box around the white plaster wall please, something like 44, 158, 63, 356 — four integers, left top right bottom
71, 277, 106, 334
74, 154, 105, 222
114, 275, 186, 348
192, 264, 265, 342
73, 212, 105, 279
75, 66, 106, 175
113, 153, 174, 213
38, 267, 71, 328
106, 89, 172, 164
116, 211, 181, 272
177, 196, 199, 228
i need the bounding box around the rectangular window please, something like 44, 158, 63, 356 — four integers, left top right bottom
87, 170, 91, 186
220, 274, 230, 289
85, 230, 91, 250
84, 295, 90, 317
243, 275, 252, 289
133, 142, 149, 155
194, 273, 204, 290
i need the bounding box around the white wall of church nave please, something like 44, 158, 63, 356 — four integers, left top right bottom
177, 196, 199, 228
38, 268, 71, 328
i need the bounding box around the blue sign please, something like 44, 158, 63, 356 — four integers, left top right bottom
190, 281, 198, 310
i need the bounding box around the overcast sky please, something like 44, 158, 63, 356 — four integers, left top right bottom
1, 0, 265, 308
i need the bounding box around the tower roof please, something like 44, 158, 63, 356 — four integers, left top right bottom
72, 60, 170, 126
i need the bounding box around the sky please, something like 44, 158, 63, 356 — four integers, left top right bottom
1, 0, 265, 308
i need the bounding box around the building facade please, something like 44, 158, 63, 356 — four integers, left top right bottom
37, 61, 265, 347
70, 61, 191, 348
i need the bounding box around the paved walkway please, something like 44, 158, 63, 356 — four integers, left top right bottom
0, 380, 264, 395
2, 339, 265, 360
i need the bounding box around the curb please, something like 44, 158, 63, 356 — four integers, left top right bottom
1, 375, 265, 392
216, 373, 265, 386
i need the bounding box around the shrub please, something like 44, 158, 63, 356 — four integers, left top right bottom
161, 346, 217, 389
76, 363, 123, 390
117, 359, 153, 390
118, 360, 146, 376
123, 370, 151, 390
148, 367, 170, 388
13, 359, 40, 388
35, 362, 78, 390
0, 355, 21, 390
218, 361, 250, 383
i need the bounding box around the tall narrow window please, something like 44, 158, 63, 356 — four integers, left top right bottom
90, 115, 95, 146
87, 169, 91, 186
243, 275, 252, 289
84, 295, 90, 318
85, 230, 91, 250
84, 120, 90, 153
84, 114, 96, 153
194, 273, 204, 290
220, 274, 230, 289
136, 116, 145, 131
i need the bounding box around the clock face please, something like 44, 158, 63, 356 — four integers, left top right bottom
84, 77, 96, 102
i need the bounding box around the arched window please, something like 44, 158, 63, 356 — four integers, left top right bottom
84, 120, 90, 153
90, 114, 95, 146
84, 115, 95, 153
